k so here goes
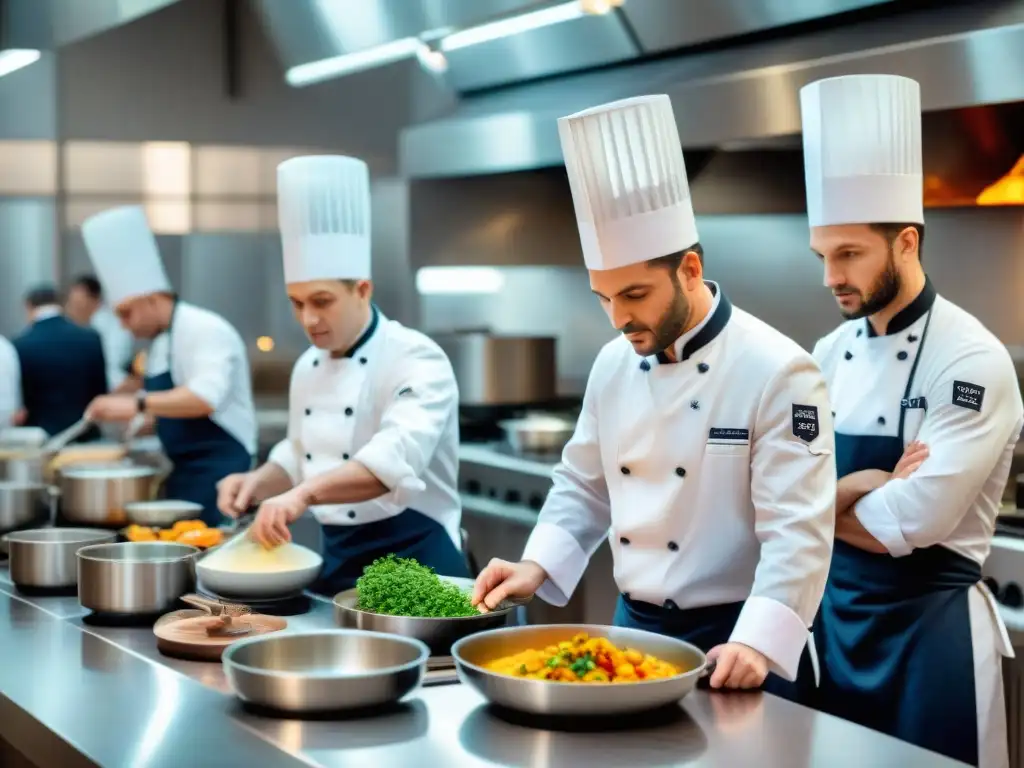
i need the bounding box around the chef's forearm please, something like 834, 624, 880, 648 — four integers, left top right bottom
250, 462, 295, 500
299, 461, 388, 505
836, 469, 890, 515
835, 513, 888, 553
144, 387, 215, 418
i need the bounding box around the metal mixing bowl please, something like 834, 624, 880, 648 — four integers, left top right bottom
77, 541, 199, 615
4, 528, 117, 588
124, 499, 203, 527
452, 624, 710, 716
222, 630, 430, 713
333, 576, 526, 655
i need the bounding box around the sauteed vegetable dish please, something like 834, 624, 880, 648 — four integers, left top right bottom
486, 632, 685, 683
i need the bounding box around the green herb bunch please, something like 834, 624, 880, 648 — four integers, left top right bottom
356, 554, 479, 618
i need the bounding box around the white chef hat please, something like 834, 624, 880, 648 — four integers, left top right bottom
801, 74, 924, 227
80, 206, 171, 307
276, 155, 371, 283
558, 94, 697, 271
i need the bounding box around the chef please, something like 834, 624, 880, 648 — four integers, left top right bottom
803, 74, 1021, 767
65, 274, 136, 392
215, 155, 469, 595
0, 333, 20, 428
80, 206, 257, 525
472, 95, 836, 693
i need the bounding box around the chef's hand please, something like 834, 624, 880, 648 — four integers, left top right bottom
706, 643, 769, 690
216, 472, 263, 518
471, 558, 547, 612
249, 486, 311, 548
85, 394, 137, 423
892, 440, 929, 480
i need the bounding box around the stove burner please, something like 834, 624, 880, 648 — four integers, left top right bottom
196, 588, 313, 617
13, 583, 77, 598
82, 609, 170, 628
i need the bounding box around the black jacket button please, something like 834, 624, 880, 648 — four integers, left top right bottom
856, 328, 863, 337
312, 359, 319, 367
877, 416, 886, 425
359, 357, 368, 365
663, 599, 678, 610
908, 334, 918, 343
344, 407, 354, 416
347, 510, 356, 519
639, 360, 650, 372
304, 408, 311, 416
844, 351, 853, 360
620, 466, 630, 475
896, 351, 909, 361
305, 453, 312, 460
697, 362, 709, 373
619, 536, 630, 545
675, 467, 686, 478
342, 453, 349, 460
667, 541, 679, 552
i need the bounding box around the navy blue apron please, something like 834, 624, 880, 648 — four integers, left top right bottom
814, 304, 981, 766
145, 302, 253, 527
614, 595, 816, 699
311, 510, 470, 596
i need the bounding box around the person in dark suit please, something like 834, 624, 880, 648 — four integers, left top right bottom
13, 285, 107, 440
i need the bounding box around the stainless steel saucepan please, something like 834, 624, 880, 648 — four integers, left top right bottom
57, 465, 161, 526
4, 528, 117, 588
498, 414, 576, 455
0, 481, 49, 536
77, 542, 199, 615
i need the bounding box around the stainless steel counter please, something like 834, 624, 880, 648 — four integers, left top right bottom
0, 568, 967, 768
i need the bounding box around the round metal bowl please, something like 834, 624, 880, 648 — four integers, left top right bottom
125, 499, 203, 527
451, 624, 710, 717
333, 576, 526, 655
222, 629, 430, 714
77, 541, 199, 615
4, 528, 117, 588
197, 541, 323, 599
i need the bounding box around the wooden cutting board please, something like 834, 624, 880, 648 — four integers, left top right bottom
153, 609, 287, 662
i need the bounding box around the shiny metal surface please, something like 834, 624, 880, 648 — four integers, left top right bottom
77, 542, 198, 615
4, 528, 116, 588
401, 3, 1024, 177
0, 451, 50, 484
333, 576, 522, 655
432, 333, 556, 406
452, 624, 708, 716
5, 0, 182, 49
0, 575, 971, 768
58, 465, 158, 525
124, 499, 203, 527
498, 416, 574, 455
0, 481, 48, 533
222, 630, 430, 713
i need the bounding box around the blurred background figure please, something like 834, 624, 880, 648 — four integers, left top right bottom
65, 273, 136, 392
0, 332, 20, 429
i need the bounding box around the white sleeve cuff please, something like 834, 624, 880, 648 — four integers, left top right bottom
728, 595, 809, 682
354, 439, 427, 507
521, 522, 589, 608
854, 485, 912, 557
267, 439, 300, 484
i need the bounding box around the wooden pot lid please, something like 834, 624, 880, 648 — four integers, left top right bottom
153, 609, 287, 662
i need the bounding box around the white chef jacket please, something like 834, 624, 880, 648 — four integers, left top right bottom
144, 301, 257, 455
267, 309, 462, 547
0, 335, 20, 428
522, 284, 836, 680
91, 305, 134, 391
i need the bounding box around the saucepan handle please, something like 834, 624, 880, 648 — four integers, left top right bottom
701, 659, 717, 679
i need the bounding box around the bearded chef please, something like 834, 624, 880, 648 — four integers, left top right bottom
472, 95, 836, 693
802, 74, 1021, 768
216, 155, 469, 595
81, 206, 257, 525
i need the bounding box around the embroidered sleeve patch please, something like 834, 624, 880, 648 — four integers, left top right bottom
952, 381, 984, 412
792, 404, 819, 443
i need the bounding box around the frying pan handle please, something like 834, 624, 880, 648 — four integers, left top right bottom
701, 659, 717, 679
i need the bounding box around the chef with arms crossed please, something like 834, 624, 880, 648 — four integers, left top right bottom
216, 155, 470, 595
472, 95, 836, 693
802, 74, 1021, 767
81, 206, 258, 526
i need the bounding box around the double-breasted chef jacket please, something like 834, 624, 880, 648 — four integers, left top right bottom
267, 306, 467, 594
522, 281, 837, 685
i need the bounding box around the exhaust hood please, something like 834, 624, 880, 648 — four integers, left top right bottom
400, 0, 1024, 191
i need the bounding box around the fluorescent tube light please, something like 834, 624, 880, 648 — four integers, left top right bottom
416, 267, 505, 295
286, 38, 424, 87
439, 2, 585, 52
0, 49, 41, 78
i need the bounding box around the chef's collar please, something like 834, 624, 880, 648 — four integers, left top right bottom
865, 276, 936, 338
31, 305, 62, 324
653, 281, 731, 365
331, 304, 379, 359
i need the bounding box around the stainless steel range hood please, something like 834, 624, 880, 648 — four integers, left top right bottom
2, 0, 183, 49
400, 1, 1024, 179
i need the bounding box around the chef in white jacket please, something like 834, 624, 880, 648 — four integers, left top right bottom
472, 95, 836, 692
80, 206, 257, 526
0, 334, 20, 428
216, 155, 469, 595
803, 74, 1020, 768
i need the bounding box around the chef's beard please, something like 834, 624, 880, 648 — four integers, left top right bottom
835, 247, 902, 320
619, 275, 691, 356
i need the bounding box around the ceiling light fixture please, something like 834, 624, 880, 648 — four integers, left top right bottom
286, 37, 426, 87
0, 49, 41, 79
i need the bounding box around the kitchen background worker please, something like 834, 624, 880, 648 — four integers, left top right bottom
0, 333, 21, 429
472, 95, 836, 693
803, 74, 1021, 768
13, 285, 107, 441
65, 273, 136, 392
81, 206, 257, 526
216, 155, 468, 595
